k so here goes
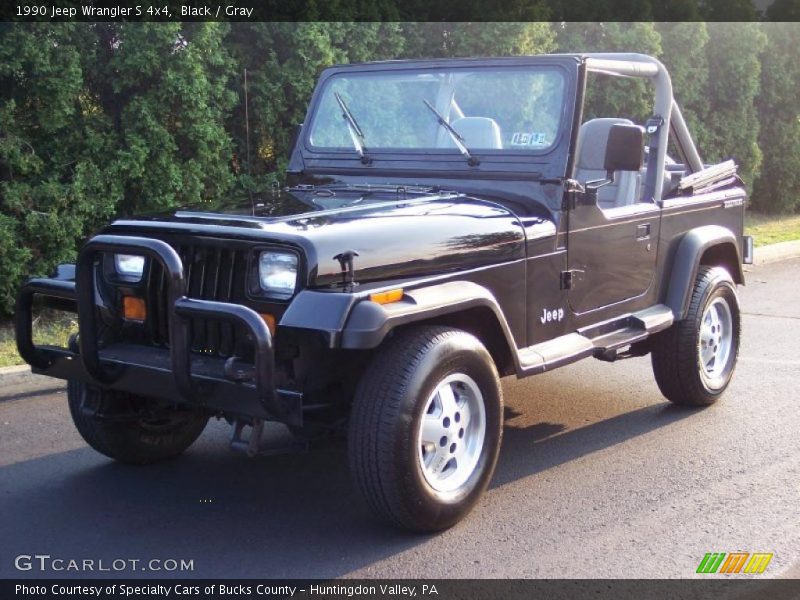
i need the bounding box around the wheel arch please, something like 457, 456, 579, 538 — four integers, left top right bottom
340, 281, 519, 377
665, 225, 744, 320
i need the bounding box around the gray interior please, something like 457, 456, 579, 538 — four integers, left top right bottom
441, 117, 504, 150
575, 118, 641, 210
576, 118, 689, 209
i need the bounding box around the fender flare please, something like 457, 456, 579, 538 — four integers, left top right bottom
340, 281, 519, 356
279, 282, 520, 372
665, 225, 744, 320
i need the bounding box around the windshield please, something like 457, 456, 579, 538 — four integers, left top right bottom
307, 66, 566, 154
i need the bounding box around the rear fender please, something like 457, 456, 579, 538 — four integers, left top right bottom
665, 225, 744, 320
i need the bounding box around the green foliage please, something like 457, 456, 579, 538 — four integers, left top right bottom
0, 23, 238, 314
656, 22, 711, 152
397, 0, 550, 21
766, 0, 800, 20
752, 23, 800, 213
702, 23, 766, 191
91, 23, 238, 214
551, 0, 654, 21
0, 24, 119, 310
556, 22, 661, 122
1, 20, 799, 318
399, 22, 556, 59
224, 22, 405, 188
700, 0, 759, 20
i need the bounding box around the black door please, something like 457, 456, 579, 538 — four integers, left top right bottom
567, 201, 660, 315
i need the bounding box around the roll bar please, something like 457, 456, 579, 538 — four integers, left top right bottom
583, 53, 704, 201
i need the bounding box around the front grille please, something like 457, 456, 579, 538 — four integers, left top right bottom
146, 243, 251, 358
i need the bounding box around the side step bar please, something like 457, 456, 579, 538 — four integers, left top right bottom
515, 304, 674, 375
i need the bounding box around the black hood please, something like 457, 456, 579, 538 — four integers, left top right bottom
105, 189, 546, 289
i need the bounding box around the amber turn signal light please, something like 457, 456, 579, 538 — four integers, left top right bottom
260, 313, 276, 336
122, 296, 147, 322
369, 289, 404, 305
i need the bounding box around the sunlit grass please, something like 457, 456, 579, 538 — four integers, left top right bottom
745, 212, 800, 247
0, 311, 77, 368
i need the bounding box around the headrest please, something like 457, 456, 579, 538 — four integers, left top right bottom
450, 117, 503, 150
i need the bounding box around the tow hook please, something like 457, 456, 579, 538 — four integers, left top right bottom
229, 418, 308, 457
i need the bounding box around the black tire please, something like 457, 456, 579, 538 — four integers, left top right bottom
348, 326, 503, 532
651, 265, 741, 406
67, 380, 209, 464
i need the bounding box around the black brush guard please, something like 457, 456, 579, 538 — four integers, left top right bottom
15, 235, 302, 426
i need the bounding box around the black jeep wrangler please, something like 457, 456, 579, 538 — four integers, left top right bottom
16, 53, 753, 532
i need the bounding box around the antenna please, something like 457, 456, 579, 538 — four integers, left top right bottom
244, 68, 254, 212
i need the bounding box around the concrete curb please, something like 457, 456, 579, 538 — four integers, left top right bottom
0, 363, 64, 400
1, 238, 798, 385
0, 363, 38, 383
753, 239, 800, 265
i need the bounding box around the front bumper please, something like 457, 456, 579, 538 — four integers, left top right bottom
15, 234, 303, 426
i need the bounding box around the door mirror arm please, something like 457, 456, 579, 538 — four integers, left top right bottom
563, 177, 607, 211
585, 170, 615, 199
562, 179, 589, 211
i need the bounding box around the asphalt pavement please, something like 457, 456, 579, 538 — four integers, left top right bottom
1, 258, 798, 579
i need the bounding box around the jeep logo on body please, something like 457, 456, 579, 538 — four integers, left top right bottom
540, 307, 565, 323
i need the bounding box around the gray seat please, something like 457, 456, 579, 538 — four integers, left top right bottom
575, 118, 641, 209
445, 117, 503, 150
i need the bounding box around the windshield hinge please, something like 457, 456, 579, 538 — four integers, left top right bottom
560, 269, 584, 290
561, 179, 585, 211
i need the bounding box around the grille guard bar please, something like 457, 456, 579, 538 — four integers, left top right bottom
15, 234, 299, 425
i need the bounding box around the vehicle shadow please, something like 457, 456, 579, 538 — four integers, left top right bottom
0, 420, 434, 579
493, 402, 695, 489
0, 383, 697, 579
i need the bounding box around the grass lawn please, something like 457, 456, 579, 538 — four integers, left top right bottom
745, 212, 800, 247
0, 212, 797, 369
0, 311, 77, 368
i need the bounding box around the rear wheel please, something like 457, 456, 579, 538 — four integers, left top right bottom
67, 380, 209, 464
348, 326, 503, 532
651, 266, 740, 406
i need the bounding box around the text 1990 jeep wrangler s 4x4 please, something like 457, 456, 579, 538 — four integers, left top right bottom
16, 53, 753, 531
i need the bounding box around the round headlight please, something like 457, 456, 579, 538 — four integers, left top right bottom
114, 254, 145, 281
258, 251, 298, 298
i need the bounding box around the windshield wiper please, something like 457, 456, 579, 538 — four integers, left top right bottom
422, 99, 479, 166
334, 92, 370, 164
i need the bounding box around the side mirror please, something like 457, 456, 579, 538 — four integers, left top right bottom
604, 124, 645, 173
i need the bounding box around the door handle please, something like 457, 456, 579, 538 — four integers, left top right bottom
636, 223, 651, 240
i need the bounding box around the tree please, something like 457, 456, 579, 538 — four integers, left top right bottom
0, 23, 239, 314
702, 23, 766, 191
699, 0, 758, 20
397, 0, 549, 21
550, 0, 654, 21
399, 22, 556, 60
224, 23, 405, 190
0, 24, 118, 313
88, 23, 237, 214
656, 22, 711, 155
752, 23, 800, 213
766, 0, 800, 20
555, 22, 662, 122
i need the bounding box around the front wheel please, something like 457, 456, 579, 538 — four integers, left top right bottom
67, 380, 209, 464
651, 266, 741, 406
348, 326, 503, 532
